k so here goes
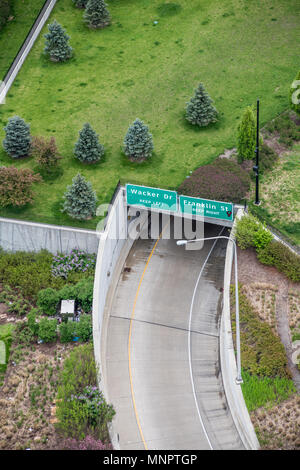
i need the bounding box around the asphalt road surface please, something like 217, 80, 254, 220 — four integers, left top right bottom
104, 220, 245, 450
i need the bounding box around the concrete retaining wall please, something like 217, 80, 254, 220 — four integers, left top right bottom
0, 217, 99, 254
220, 208, 260, 450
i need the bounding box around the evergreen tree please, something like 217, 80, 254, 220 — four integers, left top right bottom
74, 123, 104, 163
3, 116, 31, 158
44, 20, 72, 62
72, 0, 88, 8
62, 174, 97, 220
237, 106, 256, 163
186, 83, 218, 127
84, 0, 111, 29
123, 118, 154, 160
290, 70, 300, 115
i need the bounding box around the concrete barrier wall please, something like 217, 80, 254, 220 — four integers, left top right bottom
0, 217, 99, 254
220, 208, 260, 450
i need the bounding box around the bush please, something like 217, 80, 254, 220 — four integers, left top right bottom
0, 167, 42, 207
74, 123, 104, 164
3, 116, 31, 158
27, 309, 40, 336
178, 158, 251, 204
264, 112, 300, 148
31, 136, 61, 173
235, 214, 273, 250
123, 118, 153, 161
38, 318, 58, 343
59, 321, 77, 343
72, 0, 88, 8
0, 249, 65, 299
0, 0, 12, 31
84, 0, 111, 29
77, 314, 93, 342
56, 344, 115, 440
62, 173, 97, 220
51, 250, 96, 279
231, 288, 290, 379
13, 322, 35, 346
37, 288, 60, 315
237, 106, 256, 163
186, 83, 218, 127
259, 143, 279, 174
44, 20, 72, 62
75, 277, 94, 312
256, 240, 300, 282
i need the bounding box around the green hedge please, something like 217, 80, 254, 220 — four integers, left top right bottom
257, 240, 300, 282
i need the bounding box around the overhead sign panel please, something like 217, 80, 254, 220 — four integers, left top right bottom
126, 184, 178, 213
179, 195, 233, 221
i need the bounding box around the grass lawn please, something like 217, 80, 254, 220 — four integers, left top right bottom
0, 0, 45, 80
250, 144, 300, 245
0, 0, 299, 229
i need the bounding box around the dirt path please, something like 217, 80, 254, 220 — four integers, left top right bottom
232, 246, 300, 392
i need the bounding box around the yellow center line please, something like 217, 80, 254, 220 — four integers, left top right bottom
128, 229, 166, 450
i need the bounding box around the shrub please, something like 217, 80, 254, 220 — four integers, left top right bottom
84, 0, 111, 29
0, 167, 42, 208
256, 240, 300, 282
62, 173, 97, 220
3, 116, 31, 158
31, 136, 61, 172
61, 435, 112, 450
0, 0, 13, 31
27, 309, 40, 336
51, 250, 96, 279
235, 214, 273, 250
74, 123, 104, 164
290, 70, 300, 116
58, 284, 78, 301
75, 277, 94, 312
264, 112, 300, 148
37, 288, 60, 315
178, 158, 251, 204
59, 321, 77, 343
186, 83, 218, 127
13, 322, 35, 345
259, 143, 279, 174
123, 118, 153, 161
38, 318, 58, 343
231, 288, 290, 379
237, 106, 256, 163
44, 20, 72, 62
56, 346, 115, 439
77, 314, 93, 342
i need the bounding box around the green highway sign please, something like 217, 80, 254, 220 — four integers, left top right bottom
179, 195, 233, 221
126, 184, 178, 213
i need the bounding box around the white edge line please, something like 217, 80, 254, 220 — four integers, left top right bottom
188, 226, 225, 450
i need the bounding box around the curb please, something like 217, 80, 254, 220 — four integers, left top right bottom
220, 208, 260, 450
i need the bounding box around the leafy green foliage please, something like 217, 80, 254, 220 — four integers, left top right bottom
235, 214, 273, 250
237, 106, 256, 163
59, 321, 77, 343
56, 343, 114, 440
0, 323, 14, 386
259, 143, 279, 174
264, 111, 300, 148
0, 285, 33, 316
74, 123, 104, 164
289, 70, 300, 115
62, 173, 97, 220
37, 287, 60, 315
178, 158, 251, 204
38, 317, 58, 343
0, 0, 12, 31
27, 308, 40, 336
3, 116, 31, 158
44, 19, 72, 62
75, 277, 94, 312
186, 83, 218, 127
84, 0, 110, 29
72, 0, 88, 8
231, 288, 290, 379
123, 118, 153, 161
241, 369, 296, 412
76, 314, 93, 342
256, 240, 300, 282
